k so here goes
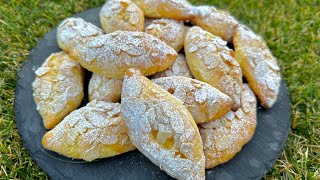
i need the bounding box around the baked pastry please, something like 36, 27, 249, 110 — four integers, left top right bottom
145, 18, 187, 52
184, 26, 243, 110
152, 76, 233, 123
132, 0, 194, 21
57, 18, 104, 53
88, 73, 123, 102
191, 6, 239, 42
200, 84, 257, 169
121, 68, 205, 180
234, 25, 281, 108
151, 53, 193, 79
57, 19, 178, 79
32, 51, 84, 129
42, 100, 136, 161
100, 0, 144, 33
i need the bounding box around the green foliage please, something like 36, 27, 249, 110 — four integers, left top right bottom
0, 0, 319, 179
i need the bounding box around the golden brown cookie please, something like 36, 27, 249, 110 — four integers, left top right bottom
32, 51, 84, 129
57, 18, 178, 79
132, 0, 194, 21
121, 68, 205, 180
200, 84, 257, 169
191, 6, 239, 42
88, 73, 123, 102
100, 0, 144, 33
145, 18, 187, 52
151, 54, 193, 79
152, 76, 233, 123
184, 26, 243, 110
233, 25, 281, 108
42, 100, 136, 161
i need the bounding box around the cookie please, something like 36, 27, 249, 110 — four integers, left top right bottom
32, 51, 84, 129
200, 84, 257, 169
42, 100, 136, 161
191, 6, 239, 42
88, 73, 123, 102
121, 68, 205, 180
152, 76, 233, 123
185, 26, 243, 110
233, 25, 281, 108
151, 54, 193, 79
100, 0, 144, 33
145, 18, 187, 52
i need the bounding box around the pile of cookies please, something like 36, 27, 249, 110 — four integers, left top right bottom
32, 0, 281, 179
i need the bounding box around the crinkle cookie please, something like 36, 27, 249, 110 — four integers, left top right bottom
88, 73, 123, 102
42, 100, 136, 161
132, 0, 194, 21
100, 0, 144, 33
145, 18, 187, 52
57, 18, 177, 79
200, 84, 257, 169
151, 54, 193, 79
185, 26, 243, 110
121, 68, 205, 180
191, 6, 239, 42
234, 25, 281, 108
152, 76, 233, 123
32, 51, 84, 129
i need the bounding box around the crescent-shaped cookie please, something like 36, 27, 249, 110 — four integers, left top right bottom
100, 0, 144, 33
184, 26, 243, 110
132, 0, 193, 21
121, 69, 205, 180
145, 18, 187, 52
32, 51, 84, 129
191, 6, 239, 42
200, 84, 257, 169
42, 100, 136, 161
57, 18, 178, 79
88, 73, 123, 102
151, 54, 193, 79
152, 76, 233, 123
233, 25, 281, 108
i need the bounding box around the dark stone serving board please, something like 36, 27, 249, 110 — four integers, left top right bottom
14, 7, 291, 180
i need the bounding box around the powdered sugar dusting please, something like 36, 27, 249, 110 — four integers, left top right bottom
185, 26, 243, 110
234, 25, 281, 108
32, 52, 84, 128
152, 76, 233, 123
145, 18, 186, 52
200, 84, 257, 168
88, 73, 123, 102
43, 100, 136, 161
151, 54, 193, 79
121, 70, 205, 179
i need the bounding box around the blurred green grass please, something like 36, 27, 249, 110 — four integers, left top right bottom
0, 0, 319, 179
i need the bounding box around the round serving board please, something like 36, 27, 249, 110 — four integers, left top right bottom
14, 7, 291, 180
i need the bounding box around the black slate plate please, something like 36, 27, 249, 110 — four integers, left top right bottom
14, 7, 291, 180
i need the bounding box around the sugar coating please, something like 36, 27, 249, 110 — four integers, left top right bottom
88, 73, 123, 102
185, 26, 243, 110
100, 0, 144, 33
200, 84, 257, 169
121, 69, 205, 180
191, 6, 239, 42
132, 0, 194, 20
32, 52, 84, 129
233, 25, 281, 108
151, 54, 193, 79
57, 18, 177, 79
152, 76, 233, 123
42, 100, 136, 161
145, 18, 187, 52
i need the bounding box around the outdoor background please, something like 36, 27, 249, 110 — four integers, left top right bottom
0, 0, 319, 179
